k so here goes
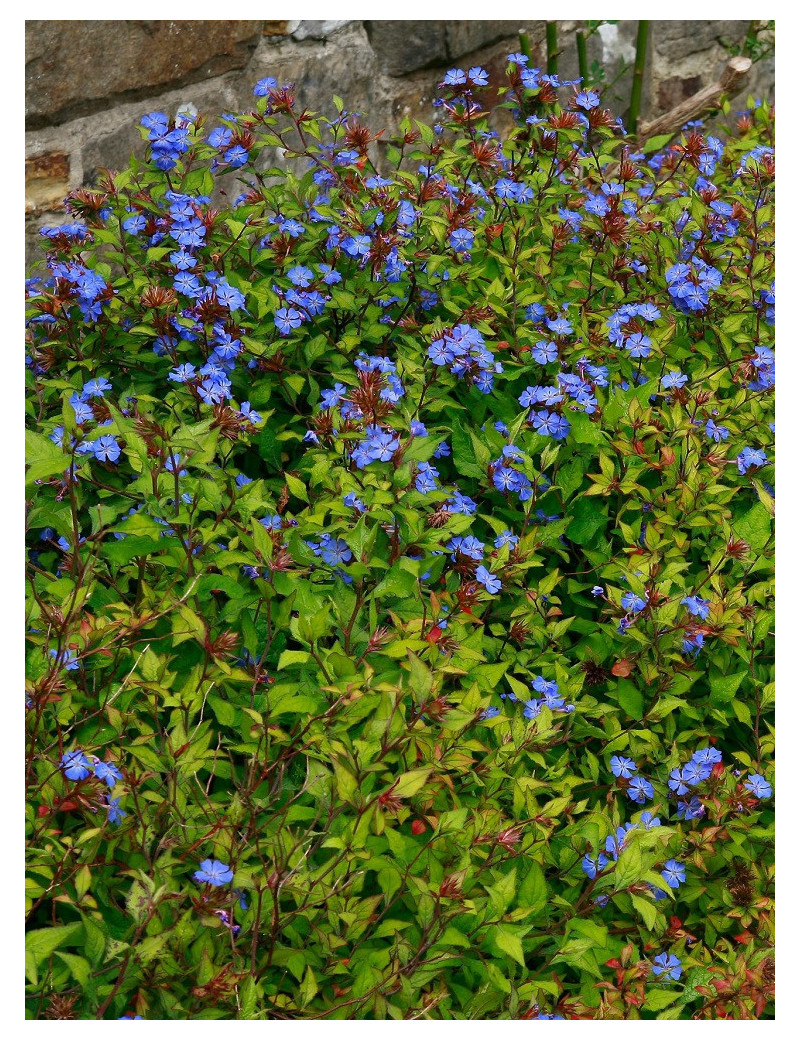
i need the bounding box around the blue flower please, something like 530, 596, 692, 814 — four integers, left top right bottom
581, 852, 608, 879
704, 419, 729, 442
676, 796, 705, 820
661, 859, 686, 888
254, 76, 278, 96
668, 767, 690, 796
320, 383, 348, 410
93, 760, 123, 787
194, 859, 234, 886
83, 377, 112, 398
449, 227, 474, 252
107, 796, 127, 825
621, 592, 646, 614
50, 648, 79, 671
737, 447, 767, 475
224, 145, 249, 168
467, 66, 489, 86
743, 774, 772, 799
93, 435, 121, 464
692, 746, 722, 767
591, 585, 604, 597
574, 89, 600, 110
168, 363, 197, 383
627, 776, 654, 804
652, 953, 682, 981
442, 68, 467, 86
531, 410, 570, 440
682, 759, 712, 787
274, 307, 304, 335
481, 706, 501, 720
532, 340, 558, 364
661, 371, 688, 390
342, 234, 371, 258
610, 755, 637, 779
475, 565, 501, 594
494, 530, 518, 550
546, 317, 573, 337
681, 595, 710, 619
70, 394, 94, 425
61, 749, 92, 781
320, 539, 352, 566
343, 492, 365, 512
682, 632, 704, 656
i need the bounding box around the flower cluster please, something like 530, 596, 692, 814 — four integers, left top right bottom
427, 323, 501, 394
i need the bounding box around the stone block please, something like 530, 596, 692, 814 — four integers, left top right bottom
26, 20, 264, 128
657, 74, 703, 111
445, 22, 525, 60
286, 21, 354, 42
364, 22, 449, 76
651, 20, 749, 61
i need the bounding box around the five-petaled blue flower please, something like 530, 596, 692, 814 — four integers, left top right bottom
661, 859, 686, 888
107, 796, 127, 825
475, 565, 501, 594
93, 435, 121, 464
627, 776, 654, 804
681, 595, 710, 619
93, 760, 123, 787
652, 953, 682, 980
743, 774, 772, 799
737, 447, 767, 475
61, 749, 92, 781
610, 755, 637, 779
449, 227, 474, 252
621, 592, 646, 614
194, 859, 234, 886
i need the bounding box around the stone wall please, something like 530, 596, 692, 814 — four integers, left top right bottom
25, 19, 774, 264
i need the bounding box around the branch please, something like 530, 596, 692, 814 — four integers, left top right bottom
637, 56, 752, 144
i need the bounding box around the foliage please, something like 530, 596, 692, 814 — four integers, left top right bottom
25, 59, 775, 1021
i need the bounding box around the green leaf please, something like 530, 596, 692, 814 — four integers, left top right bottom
491, 925, 526, 967
277, 650, 311, 669
569, 411, 605, 445
392, 768, 431, 798
642, 132, 676, 154
25, 923, 84, 979
709, 671, 747, 706
257, 425, 283, 471
451, 417, 485, 478
630, 892, 658, 931
25, 429, 69, 485
518, 861, 547, 912
644, 988, 681, 1011
300, 965, 319, 1007
102, 535, 167, 565
733, 502, 773, 551
284, 472, 309, 502
565, 497, 608, 545
615, 679, 645, 720
614, 842, 644, 889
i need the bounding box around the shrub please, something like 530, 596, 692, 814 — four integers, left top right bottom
25, 61, 774, 1020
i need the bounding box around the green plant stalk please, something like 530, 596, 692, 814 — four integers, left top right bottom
629, 20, 649, 133
518, 30, 532, 62
546, 21, 559, 77
576, 28, 588, 85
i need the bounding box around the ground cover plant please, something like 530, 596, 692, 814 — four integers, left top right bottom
25, 58, 774, 1020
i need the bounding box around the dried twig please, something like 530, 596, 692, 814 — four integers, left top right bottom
637, 55, 752, 144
